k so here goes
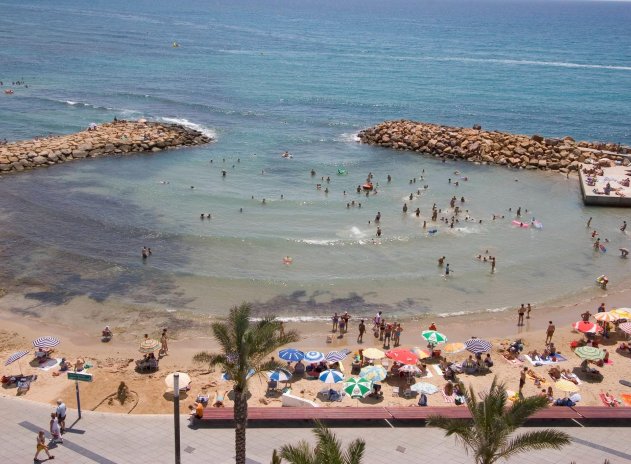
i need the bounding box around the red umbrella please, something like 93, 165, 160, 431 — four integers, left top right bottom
385, 349, 418, 365
572, 321, 603, 334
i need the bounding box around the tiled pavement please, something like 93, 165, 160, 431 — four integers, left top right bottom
2, 395, 630, 463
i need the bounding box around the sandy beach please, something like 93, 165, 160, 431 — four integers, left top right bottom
2, 275, 630, 415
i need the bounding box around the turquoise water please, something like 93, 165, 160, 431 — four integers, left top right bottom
0, 0, 630, 319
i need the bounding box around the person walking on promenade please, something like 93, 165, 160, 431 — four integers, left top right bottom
517, 304, 525, 326
545, 321, 555, 344
49, 412, 62, 444
34, 430, 54, 461
55, 399, 66, 434
519, 367, 527, 396
357, 320, 366, 343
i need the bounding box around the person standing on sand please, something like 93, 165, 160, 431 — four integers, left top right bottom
597, 303, 605, 313
160, 329, 168, 355
545, 321, 555, 344
332, 312, 339, 332
517, 304, 525, 326
519, 367, 527, 395
526, 303, 532, 319
357, 320, 365, 343
379, 320, 386, 341
34, 431, 54, 461
373, 311, 382, 329
394, 323, 402, 347
279, 321, 285, 337
341, 312, 351, 334
383, 323, 392, 348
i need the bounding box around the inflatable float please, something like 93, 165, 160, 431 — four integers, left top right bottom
532, 220, 543, 229
337, 168, 347, 175
362, 183, 373, 191
512, 220, 530, 228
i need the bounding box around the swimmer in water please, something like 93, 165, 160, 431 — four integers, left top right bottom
438, 256, 445, 266
376, 226, 382, 237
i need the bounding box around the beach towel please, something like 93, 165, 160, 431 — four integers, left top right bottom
432, 365, 444, 377
441, 391, 454, 403
599, 393, 619, 407
524, 354, 567, 366
417, 370, 433, 379
561, 373, 582, 385
38, 358, 61, 371
621, 393, 631, 407
501, 353, 524, 366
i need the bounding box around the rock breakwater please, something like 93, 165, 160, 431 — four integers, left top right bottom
358, 120, 630, 172
0, 120, 212, 174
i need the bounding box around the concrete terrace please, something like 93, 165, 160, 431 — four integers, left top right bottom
2, 395, 630, 464
579, 165, 631, 207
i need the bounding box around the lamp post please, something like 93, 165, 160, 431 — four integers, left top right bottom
174, 373, 181, 464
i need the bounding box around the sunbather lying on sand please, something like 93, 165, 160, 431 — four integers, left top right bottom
212, 390, 227, 408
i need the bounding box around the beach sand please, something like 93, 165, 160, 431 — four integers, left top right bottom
1, 279, 630, 415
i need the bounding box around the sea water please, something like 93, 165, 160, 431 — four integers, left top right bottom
0, 0, 630, 319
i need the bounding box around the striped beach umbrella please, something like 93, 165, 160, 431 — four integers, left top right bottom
4, 350, 29, 374
362, 348, 385, 360
411, 347, 431, 359
139, 338, 160, 353
593, 312, 620, 323
268, 368, 292, 382
32, 336, 60, 349
221, 368, 256, 381
411, 382, 439, 395
343, 377, 372, 398
398, 364, 421, 374
572, 321, 603, 334
279, 348, 304, 362
574, 346, 605, 361
421, 330, 448, 345
325, 349, 351, 363
319, 369, 344, 384
359, 365, 387, 382
465, 338, 492, 354
386, 349, 418, 365
303, 351, 325, 363
620, 322, 631, 335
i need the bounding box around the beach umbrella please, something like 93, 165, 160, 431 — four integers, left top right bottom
572, 321, 603, 334
555, 379, 579, 392
165, 372, 191, 390
421, 330, 448, 345
593, 312, 620, 323
574, 346, 605, 361
319, 369, 344, 384
4, 350, 29, 374
611, 308, 631, 319
465, 338, 492, 354
303, 351, 325, 363
398, 364, 421, 374
325, 349, 351, 363
411, 347, 431, 359
410, 382, 439, 395
442, 342, 466, 354
32, 336, 60, 349
362, 348, 385, 360
359, 365, 387, 382
619, 322, 631, 335
268, 368, 293, 383
386, 349, 418, 365
343, 377, 372, 398
139, 338, 160, 353
279, 348, 304, 362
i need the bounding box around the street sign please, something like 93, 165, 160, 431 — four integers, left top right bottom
67, 372, 93, 382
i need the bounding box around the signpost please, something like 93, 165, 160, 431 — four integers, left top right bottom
67, 372, 92, 419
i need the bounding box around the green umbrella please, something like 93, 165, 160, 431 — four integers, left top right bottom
574, 346, 605, 361
343, 377, 372, 398
421, 330, 447, 345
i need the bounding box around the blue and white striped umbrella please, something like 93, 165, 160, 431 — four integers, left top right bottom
325, 350, 350, 363
32, 336, 60, 349
4, 350, 29, 366
304, 351, 325, 363
221, 368, 256, 381
279, 348, 305, 362
319, 369, 344, 384
465, 338, 492, 354
268, 368, 293, 382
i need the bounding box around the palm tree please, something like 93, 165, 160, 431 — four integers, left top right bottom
273, 422, 365, 464
194, 302, 299, 464
427, 378, 570, 464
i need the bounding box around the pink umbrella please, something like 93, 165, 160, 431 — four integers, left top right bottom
386, 349, 418, 365
572, 321, 603, 334
619, 322, 631, 335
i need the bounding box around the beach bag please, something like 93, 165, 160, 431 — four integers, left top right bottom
419, 394, 427, 407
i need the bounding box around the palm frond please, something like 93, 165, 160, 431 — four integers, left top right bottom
500, 430, 571, 461
505, 395, 550, 429
314, 422, 345, 462
343, 438, 366, 464
279, 441, 315, 464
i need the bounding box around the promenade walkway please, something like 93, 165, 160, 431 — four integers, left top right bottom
1, 395, 629, 463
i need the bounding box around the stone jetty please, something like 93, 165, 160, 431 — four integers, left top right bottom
0, 120, 212, 174
358, 120, 631, 172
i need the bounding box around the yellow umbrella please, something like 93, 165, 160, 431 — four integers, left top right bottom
611, 308, 631, 319
554, 379, 579, 392
442, 342, 466, 354
593, 312, 620, 322
362, 348, 385, 359
411, 347, 431, 359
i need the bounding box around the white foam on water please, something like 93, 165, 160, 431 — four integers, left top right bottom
159, 117, 217, 139
335, 132, 360, 143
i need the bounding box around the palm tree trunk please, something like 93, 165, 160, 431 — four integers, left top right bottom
234, 387, 248, 464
